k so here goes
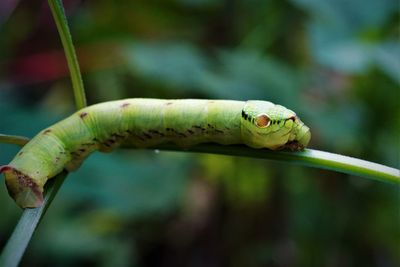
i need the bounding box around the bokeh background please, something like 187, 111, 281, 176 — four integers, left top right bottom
0, 0, 399, 266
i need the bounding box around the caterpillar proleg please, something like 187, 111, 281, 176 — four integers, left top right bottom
1, 99, 311, 208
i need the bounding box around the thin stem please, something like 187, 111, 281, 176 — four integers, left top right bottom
0, 134, 29, 146
143, 145, 400, 184
0, 1, 86, 265
0, 148, 398, 265
0, 172, 68, 267
48, 0, 87, 109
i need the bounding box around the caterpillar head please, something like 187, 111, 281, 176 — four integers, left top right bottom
241, 101, 311, 150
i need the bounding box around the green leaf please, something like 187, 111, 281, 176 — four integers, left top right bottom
0, 172, 67, 267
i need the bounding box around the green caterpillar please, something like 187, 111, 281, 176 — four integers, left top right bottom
1, 99, 311, 208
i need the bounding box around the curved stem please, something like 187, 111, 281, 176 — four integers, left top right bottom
141, 144, 400, 184
0, 134, 29, 146
0, 172, 67, 267
0, 1, 86, 265
0, 147, 397, 265
48, 0, 87, 109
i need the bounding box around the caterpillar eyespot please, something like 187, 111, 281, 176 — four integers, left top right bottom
0, 99, 311, 208
255, 114, 271, 128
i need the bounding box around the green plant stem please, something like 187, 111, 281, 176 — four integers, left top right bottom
0, 136, 68, 267
142, 144, 400, 184
48, 0, 86, 109
0, 1, 85, 265
0, 172, 67, 267
0, 134, 29, 146
0, 148, 398, 266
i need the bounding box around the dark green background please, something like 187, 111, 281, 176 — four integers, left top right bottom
0, 0, 399, 266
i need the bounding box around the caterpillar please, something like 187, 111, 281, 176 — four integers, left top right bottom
0, 99, 311, 208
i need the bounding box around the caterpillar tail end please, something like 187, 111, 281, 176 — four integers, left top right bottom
0, 165, 44, 209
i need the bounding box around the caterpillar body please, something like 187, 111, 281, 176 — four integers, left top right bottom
1, 99, 311, 208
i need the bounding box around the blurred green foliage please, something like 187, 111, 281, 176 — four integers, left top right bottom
0, 0, 399, 266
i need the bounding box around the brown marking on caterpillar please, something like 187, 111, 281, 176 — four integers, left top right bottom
43, 129, 52, 134
80, 112, 88, 119
165, 128, 186, 137
18, 151, 23, 156
82, 142, 96, 146
113, 133, 126, 139
165, 102, 173, 105
127, 133, 145, 141
143, 133, 152, 139
0, 165, 12, 173
1, 168, 38, 195
126, 130, 146, 141
121, 103, 130, 108
10, 169, 43, 203
193, 125, 206, 131
70, 151, 80, 157
149, 130, 165, 137
134, 135, 145, 141
215, 129, 224, 134
55, 157, 60, 162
